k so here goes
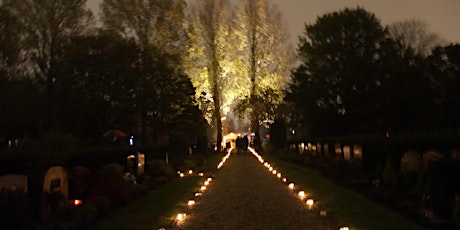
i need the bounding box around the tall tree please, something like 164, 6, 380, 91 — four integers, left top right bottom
55, 31, 142, 137
101, 0, 187, 55
426, 44, 460, 134
388, 19, 443, 57
233, 0, 293, 135
101, 0, 188, 142
3, 0, 92, 130
186, 0, 235, 151
293, 7, 393, 136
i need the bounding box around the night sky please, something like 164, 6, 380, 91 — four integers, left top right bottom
87, 0, 460, 46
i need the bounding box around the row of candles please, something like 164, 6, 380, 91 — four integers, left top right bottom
174, 148, 233, 225
172, 147, 350, 230
248, 147, 351, 230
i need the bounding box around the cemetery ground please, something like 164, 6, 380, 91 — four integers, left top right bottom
93, 150, 425, 230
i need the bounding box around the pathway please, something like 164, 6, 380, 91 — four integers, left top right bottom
171, 149, 339, 230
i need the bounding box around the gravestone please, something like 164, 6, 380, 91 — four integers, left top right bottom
43, 166, 68, 199
0, 174, 27, 192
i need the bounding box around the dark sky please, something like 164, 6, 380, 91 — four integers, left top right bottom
87, 0, 460, 46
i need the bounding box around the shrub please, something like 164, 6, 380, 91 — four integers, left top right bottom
147, 159, 175, 187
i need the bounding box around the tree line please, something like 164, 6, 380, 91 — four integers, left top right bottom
285, 7, 460, 139
0, 0, 293, 147
1, 1, 459, 147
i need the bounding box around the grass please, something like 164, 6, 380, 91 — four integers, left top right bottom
92, 153, 223, 230
263, 153, 426, 230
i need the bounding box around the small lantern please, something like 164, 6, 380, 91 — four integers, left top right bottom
187, 200, 195, 206
73, 199, 83, 206
272, 170, 277, 175
195, 192, 202, 197
177, 213, 186, 221
180, 173, 185, 177
277, 173, 282, 178
298, 191, 305, 199
339, 227, 349, 230
306, 199, 314, 208
282, 178, 287, 182
200, 185, 207, 191
198, 172, 204, 176
204, 181, 210, 186
188, 170, 193, 174
207, 177, 213, 182
288, 183, 295, 190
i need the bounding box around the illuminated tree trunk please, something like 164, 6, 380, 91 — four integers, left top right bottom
213, 80, 223, 152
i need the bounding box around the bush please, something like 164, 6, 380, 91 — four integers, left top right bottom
87, 164, 141, 207
147, 159, 175, 187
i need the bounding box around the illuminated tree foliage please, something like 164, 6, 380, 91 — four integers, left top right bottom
187, 0, 245, 150
233, 0, 293, 133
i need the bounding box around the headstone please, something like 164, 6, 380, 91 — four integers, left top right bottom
0, 174, 27, 192
400, 150, 422, 173
335, 143, 342, 156
43, 166, 68, 199
422, 150, 444, 169
353, 144, 363, 159
343, 145, 351, 161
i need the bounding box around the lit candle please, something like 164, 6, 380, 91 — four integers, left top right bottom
177, 213, 186, 221
180, 173, 185, 177
277, 173, 282, 178
306, 199, 314, 207
298, 191, 305, 199
339, 227, 349, 230
187, 200, 195, 206
282, 178, 287, 182
204, 181, 210, 186
188, 169, 193, 174
200, 186, 207, 191
198, 172, 204, 176
288, 183, 295, 189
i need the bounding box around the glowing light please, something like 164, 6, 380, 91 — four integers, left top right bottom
187, 200, 195, 206
306, 199, 314, 207
298, 191, 305, 199
73, 199, 83, 206
339, 227, 350, 230
269, 167, 273, 172
188, 170, 193, 174
177, 213, 186, 221
272, 170, 277, 175
180, 173, 185, 177
198, 172, 204, 176
200, 186, 207, 191
207, 177, 213, 182
204, 181, 210, 186
195, 192, 202, 197
320, 210, 327, 217
277, 173, 282, 178
282, 178, 287, 182
288, 183, 295, 190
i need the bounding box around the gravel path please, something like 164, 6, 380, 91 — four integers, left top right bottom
172, 151, 339, 230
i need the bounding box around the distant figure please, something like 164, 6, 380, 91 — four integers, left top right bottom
236, 137, 242, 155
242, 135, 249, 154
